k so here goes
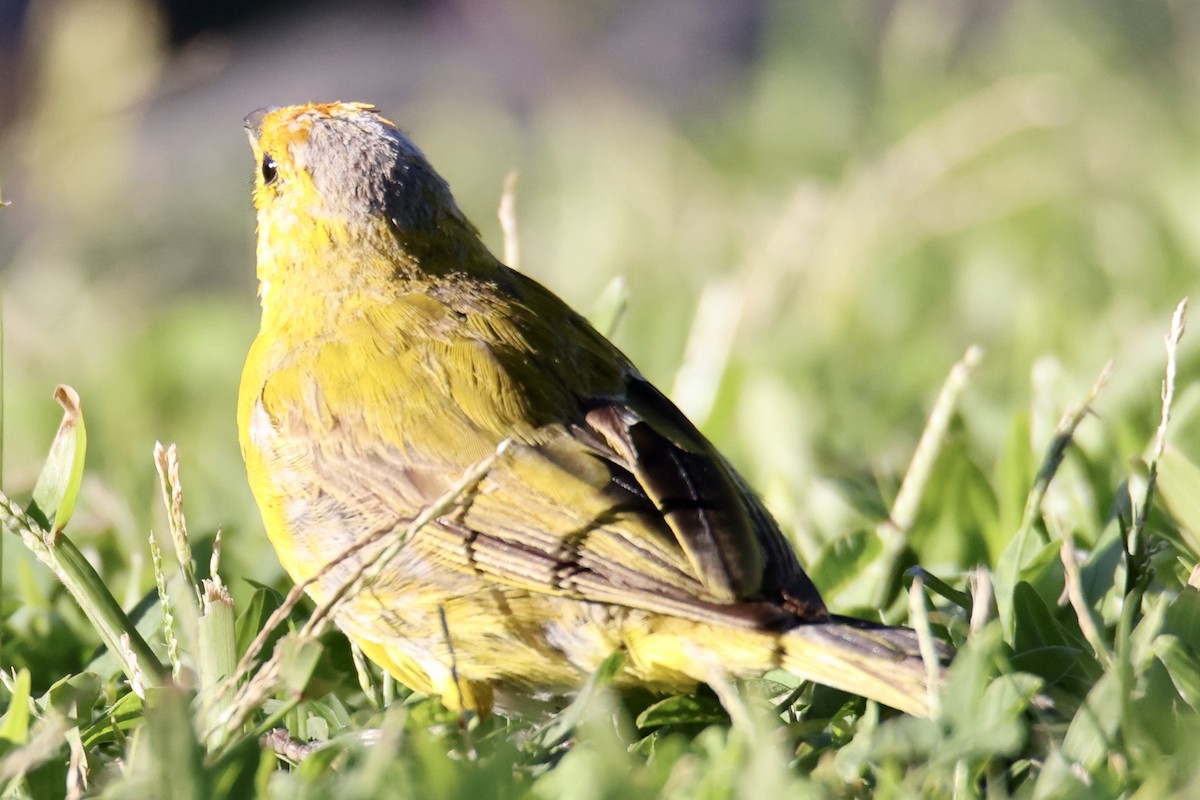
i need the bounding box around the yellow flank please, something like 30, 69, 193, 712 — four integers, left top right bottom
238, 102, 945, 719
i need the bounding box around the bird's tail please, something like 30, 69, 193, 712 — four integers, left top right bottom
780, 616, 946, 717
623, 614, 948, 717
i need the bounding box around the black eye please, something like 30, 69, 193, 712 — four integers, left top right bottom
261, 154, 278, 184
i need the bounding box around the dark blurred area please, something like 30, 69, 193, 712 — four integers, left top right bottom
0, 0, 32, 130
159, 0, 330, 45
0, 0, 776, 294
1, 0, 773, 136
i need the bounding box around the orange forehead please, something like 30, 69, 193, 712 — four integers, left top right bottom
247, 102, 397, 154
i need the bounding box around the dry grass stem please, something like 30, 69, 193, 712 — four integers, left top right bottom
887, 344, 984, 537
968, 569, 994, 634
119, 634, 146, 699
1020, 359, 1115, 538
0, 491, 165, 689
210, 439, 512, 744
498, 170, 520, 270
872, 345, 983, 607
350, 643, 381, 710
0, 718, 70, 785
261, 728, 323, 764
908, 574, 942, 720
148, 532, 183, 680
670, 277, 744, 426
210, 528, 223, 588
1131, 298, 1188, 550
1057, 532, 1114, 669
154, 442, 199, 605
66, 729, 87, 800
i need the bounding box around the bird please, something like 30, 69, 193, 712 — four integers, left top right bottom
237, 101, 946, 719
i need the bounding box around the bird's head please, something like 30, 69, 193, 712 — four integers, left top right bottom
243, 102, 484, 308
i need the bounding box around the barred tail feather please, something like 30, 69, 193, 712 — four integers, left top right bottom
781, 618, 946, 717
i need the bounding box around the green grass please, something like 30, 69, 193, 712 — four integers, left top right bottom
4, 1, 1200, 797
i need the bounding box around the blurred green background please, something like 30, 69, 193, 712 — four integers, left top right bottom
2, 0, 1199, 661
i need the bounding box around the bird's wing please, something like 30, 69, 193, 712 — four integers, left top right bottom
260, 273, 828, 630
394, 391, 829, 630
575, 374, 825, 615
373, 358, 828, 630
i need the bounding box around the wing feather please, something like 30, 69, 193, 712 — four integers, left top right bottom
261, 269, 828, 633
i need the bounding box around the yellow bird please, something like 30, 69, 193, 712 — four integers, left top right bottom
238, 101, 944, 718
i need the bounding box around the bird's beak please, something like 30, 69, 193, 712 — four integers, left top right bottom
243, 106, 279, 148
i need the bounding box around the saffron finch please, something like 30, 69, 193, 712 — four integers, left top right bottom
238, 101, 946, 718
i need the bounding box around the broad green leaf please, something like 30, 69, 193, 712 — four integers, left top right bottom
296, 741, 344, 779
904, 566, 971, 610
529, 651, 625, 753
1157, 446, 1200, 558
1019, 538, 1068, 598
1011, 581, 1071, 651
809, 528, 883, 609
29, 385, 87, 534
234, 586, 283, 659
636, 694, 728, 729
0, 668, 31, 745
588, 274, 628, 338
997, 535, 1065, 638
1032, 750, 1093, 799
1128, 592, 1171, 671
1061, 671, 1123, 770
141, 687, 207, 800
80, 691, 143, 748
1162, 587, 1200, 644
835, 714, 940, 774
45, 672, 100, 724
278, 637, 324, 696
761, 668, 802, 689
1010, 581, 1095, 694
198, 585, 237, 693
995, 528, 1045, 637
939, 622, 1021, 729
938, 627, 997, 723
298, 695, 352, 736
1152, 635, 1200, 710
51, 535, 167, 690
1078, 517, 1125, 609
977, 672, 1043, 723
199, 584, 237, 750
212, 736, 273, 799
994, 413, 1035, 552
911, 435, 999, 567
828, 473, 890, 521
